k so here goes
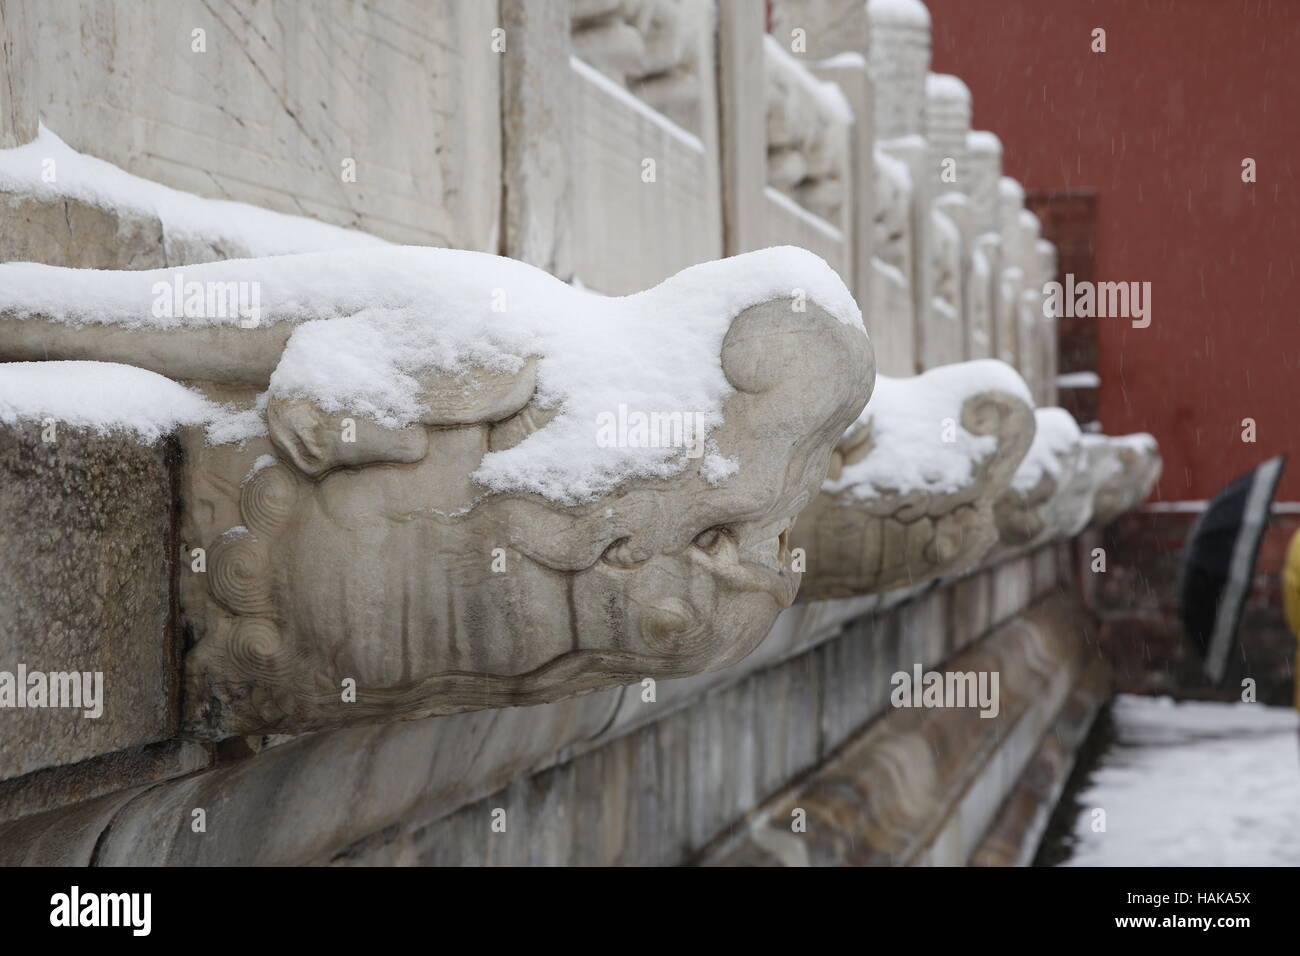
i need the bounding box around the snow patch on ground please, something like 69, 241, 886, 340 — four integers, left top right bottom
0, 125, 387, 257
825, 359, 1032, 499
1063, 695, 1300, 867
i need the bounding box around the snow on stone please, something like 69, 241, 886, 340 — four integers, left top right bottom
1062, 695, 1300, 867
825, 359, 1033, 500
966, 130, 1002, 154
0, 245, 861, 504
817, 52, 868, 72
244, 454, 278, 482
999, 176, 1025, 204
570, 57, 704, 153
0, 125, 387, 257
868, 0, 931, 27
269, 246, 861, 504
1012, 406, 1082, 494
1057, 370, 1101, 388
874, 146, 913, 193
878, 133, 927, 153
0, 361, 226, 443
764, 35, 855, 126
925, 73, 970, 103
1111, 432, 1159, 456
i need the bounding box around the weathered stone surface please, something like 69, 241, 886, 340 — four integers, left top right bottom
700, 592, 1088, 866
0, 0, 38, 148
569, 11, 722, 294
993, 406, 1092, 557
0, 541, 1059, 866
970, 654, 1109, 867
502, 0, 574, 278
866, 0, 930, 141
571, 0, 711, 137
0, 424, 176, 780
320, 582, 1032, 866
793, 362, 1035, 600
0, 191, 264, 269
764, 37, 850, 226
0, 739, 208, 825
2, 244, 872, 740
1085, 433, 1163, 527
990, 553, 1036, 627
0, 786, 149, 866
716, 0, 768, 260
870, 150, 916, 375
10, 0, 500, 248
814, 57, 875, 311
180, 297, 871, 738
0, 192, 163, 268
925, 73, 971, 197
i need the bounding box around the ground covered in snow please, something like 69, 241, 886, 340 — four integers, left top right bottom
1061, 694, 1300, 867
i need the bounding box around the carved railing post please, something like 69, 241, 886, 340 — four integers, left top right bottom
503, 0, 574, 277
966, 131, 1003, 360
714, 0, 767, 260
871, 149, 917, 375
1035, 237, 1060, 406
868, 0, 931, 375
866, 0, 931, 142
995, 177, 1027, 367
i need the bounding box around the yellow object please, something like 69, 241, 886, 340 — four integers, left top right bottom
1284, 528, 1300, 709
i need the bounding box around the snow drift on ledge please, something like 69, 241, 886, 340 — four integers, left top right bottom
0, 361, 250, 443
824, 358, 1033, 499
1012, 406, 1083, 494
0, 125, 387, 257
0, 246, 864, 504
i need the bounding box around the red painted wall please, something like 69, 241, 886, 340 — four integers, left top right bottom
926, 0, 1300, 501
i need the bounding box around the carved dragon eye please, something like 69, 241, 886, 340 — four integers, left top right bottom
692, 525, 734, 555
600, 537, 644, 569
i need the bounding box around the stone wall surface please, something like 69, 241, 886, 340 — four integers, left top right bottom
322, 554, 1074, 866
0, 425, 177, 781
7, 0, 501, 248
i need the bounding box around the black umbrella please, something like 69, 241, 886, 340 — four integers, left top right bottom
1179, 454, 1286, 684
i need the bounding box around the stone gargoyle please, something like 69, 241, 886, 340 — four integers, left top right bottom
790, 359, 1034, 600
0, 246, 873, 738
991, 406, 1092, 555
1082, 432, 1162, 527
